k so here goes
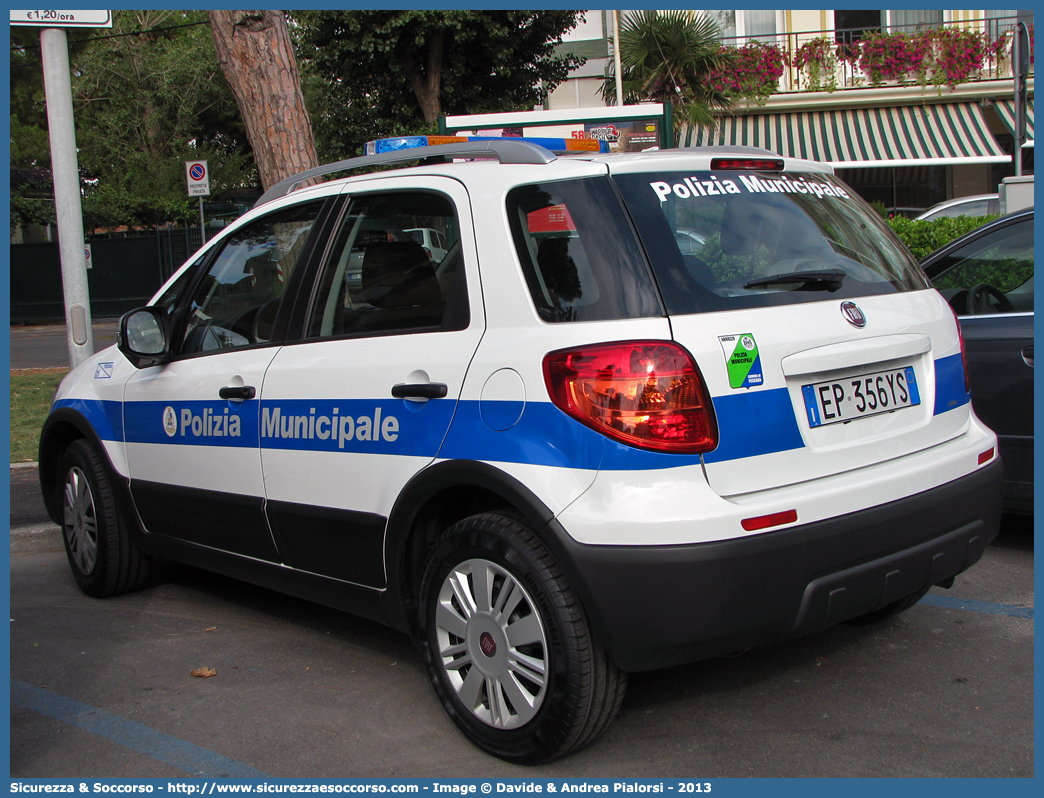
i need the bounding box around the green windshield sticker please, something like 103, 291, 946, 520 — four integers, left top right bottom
719, 334, 763, 389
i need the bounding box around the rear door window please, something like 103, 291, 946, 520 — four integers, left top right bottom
506, 177, 662, 323
306, 191, 468, 338
613, 170, 928, 315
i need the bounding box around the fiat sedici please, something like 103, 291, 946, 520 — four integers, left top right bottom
40, 138, 1003, 763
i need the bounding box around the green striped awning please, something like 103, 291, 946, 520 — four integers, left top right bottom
993, 97, 1034, 147
689, 103, 1009, 167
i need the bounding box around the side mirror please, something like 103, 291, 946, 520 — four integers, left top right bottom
118, 307, 171, 368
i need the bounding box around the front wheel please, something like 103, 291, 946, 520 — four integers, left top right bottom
418, 512, 625, 763
59, 439, 150, 597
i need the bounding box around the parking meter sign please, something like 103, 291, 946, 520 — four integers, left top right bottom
186, 160, 210, 197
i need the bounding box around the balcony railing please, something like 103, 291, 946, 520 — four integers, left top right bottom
716, 15, 1032, 98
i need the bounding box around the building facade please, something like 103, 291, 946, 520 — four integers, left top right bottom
549, 9, 1034, 214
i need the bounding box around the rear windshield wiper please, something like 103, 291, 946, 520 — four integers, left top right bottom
744, 269, 846, 292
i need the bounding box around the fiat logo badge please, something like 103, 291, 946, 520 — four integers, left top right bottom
479, 632, 497, 658
841, 301, 866, 328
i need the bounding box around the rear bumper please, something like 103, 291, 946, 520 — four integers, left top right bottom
550, 458, 1003, 672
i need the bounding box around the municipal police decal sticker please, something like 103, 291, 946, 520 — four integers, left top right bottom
162, 406, 178, 438
719, 334, 763, 389
94, 362, 114, 379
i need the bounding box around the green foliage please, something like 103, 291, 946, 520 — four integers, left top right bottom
868, 200, 889, 218
10, 368, 68, 463
10, 27, 74, 233
886, 215, 1000, 260
10, 193, 55, 237
71, 11, 255, 228
10, 11, 257, 231
294, 10, 586, 161
931, 256, 1032, 295
10, 124, 56, 234
603, 10, 732, 138
10, 25, 96, 158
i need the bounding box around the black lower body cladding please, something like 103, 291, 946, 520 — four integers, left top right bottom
552, 459, 1004, 672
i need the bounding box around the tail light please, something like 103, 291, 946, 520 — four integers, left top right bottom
543, 341, 717, 454
947, 305, 971, 394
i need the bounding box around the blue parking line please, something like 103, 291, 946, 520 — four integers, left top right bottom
920, 594, 1034, 619
11, 680, 271, 778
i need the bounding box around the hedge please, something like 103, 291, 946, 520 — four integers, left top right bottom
885, 215, 999, 260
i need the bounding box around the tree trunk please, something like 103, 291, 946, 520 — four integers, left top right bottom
209, 10, 318, 191
405, 29, 445, 124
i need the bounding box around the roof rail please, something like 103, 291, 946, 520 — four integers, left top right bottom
254, 139, 557, 208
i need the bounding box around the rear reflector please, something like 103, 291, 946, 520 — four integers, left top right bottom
710, 158, 785, 171
543, 341, 717, 454
741, 510, 798, 532
978, 448, 995, 465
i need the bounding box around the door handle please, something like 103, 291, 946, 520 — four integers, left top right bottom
1022, 345, 1034, 368
391, 382, 448, 400
219, 385, 256, 401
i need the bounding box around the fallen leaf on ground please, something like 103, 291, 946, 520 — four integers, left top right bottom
191, 667, 217, 678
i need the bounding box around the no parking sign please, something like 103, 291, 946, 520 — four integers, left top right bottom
185, 160, 210, 196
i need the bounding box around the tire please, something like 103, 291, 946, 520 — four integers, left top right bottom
418, 512, 626, 763
846, 585, 931, 625
59, 439, 150, 598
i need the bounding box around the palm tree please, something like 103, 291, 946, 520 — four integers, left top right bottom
603, 10, 733, 145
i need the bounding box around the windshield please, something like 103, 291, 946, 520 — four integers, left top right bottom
613, 170, 929, 315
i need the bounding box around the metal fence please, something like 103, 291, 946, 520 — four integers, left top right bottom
10, 226, 212, 323
155, 224, 210, 282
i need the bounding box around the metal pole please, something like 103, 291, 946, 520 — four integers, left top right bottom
1012, 22, 1027, 177
40, 27, 94, 366
612, 10, 624, 106
199, 196, 206, 245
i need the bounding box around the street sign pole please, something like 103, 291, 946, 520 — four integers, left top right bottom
186, 160, 211, 248
13, 10, 113, 368
40, 26, 93, 366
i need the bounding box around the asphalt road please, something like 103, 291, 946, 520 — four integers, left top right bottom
9, 320, 119, 370
9, 483, 1034, 777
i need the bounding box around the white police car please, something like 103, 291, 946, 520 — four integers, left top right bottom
40, 137, 1003, 763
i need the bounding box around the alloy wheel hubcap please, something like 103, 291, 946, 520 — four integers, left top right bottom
63, 466, 98, 576
434, 558, 548, 729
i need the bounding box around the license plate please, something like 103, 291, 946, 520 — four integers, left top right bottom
802, 367, 920, 428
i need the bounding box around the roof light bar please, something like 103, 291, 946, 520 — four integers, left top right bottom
255, 140, 558, 208
365, 135, 609, 156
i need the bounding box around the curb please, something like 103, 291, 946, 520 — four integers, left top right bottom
11, 462, 38, 470
11, 522, 62, 554
11, 521, 60, 538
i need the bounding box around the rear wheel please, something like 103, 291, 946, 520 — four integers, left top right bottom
59, 439, 150, 597
418, 512, 625, 763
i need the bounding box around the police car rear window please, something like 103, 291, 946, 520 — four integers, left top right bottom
613, 170, 928, 315
507, 177, 662, 323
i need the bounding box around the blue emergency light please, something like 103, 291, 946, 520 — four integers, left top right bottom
364, 135, 609, 156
